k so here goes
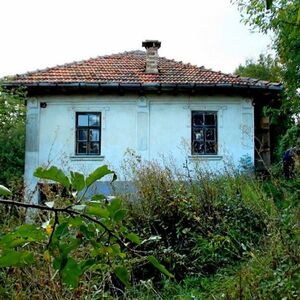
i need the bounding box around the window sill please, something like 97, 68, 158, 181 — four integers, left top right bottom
70, 155, 105, 161
188, 155, 223, 161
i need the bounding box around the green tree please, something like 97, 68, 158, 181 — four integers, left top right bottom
0, 86, 26, 188
234, 54, 282, 82
233, 0, 300, 114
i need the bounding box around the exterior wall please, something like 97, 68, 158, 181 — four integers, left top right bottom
24, 94, 254, 202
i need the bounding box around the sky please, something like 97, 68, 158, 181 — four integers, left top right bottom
0, 0, 273, 78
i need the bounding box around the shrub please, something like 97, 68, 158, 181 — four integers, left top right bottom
124, 161, 269, 281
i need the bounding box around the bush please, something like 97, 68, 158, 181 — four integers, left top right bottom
124, 161, 270, 281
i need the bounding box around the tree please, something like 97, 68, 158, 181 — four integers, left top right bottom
0, 86, 26, 188
234, 53, 282, 82
233, 0, 300, 115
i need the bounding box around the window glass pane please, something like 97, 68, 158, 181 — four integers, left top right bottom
89, 142, 100, 154
89, 114, 100, 126
205, 113, 216, 125
205, 141, 217, 154
193, 113, 204, 126
194, 129, 204, 141
89, 129, 100, 141
78, 114, 89, 126
206, 129, 215, 141
77, 142, 87, 154
193, 141, 205, 154
78, 129, 88, 141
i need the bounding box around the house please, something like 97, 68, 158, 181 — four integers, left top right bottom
4, 40, 282, 203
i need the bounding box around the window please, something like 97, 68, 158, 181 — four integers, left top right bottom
191, 111, 217, 155
76, 112, 101, 155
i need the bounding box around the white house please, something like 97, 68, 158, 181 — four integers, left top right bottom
4, 40, 282, 203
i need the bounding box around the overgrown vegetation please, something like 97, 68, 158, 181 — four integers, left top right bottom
1, 158, 299, 299
0, 86, 26, 192
122, 159, 300, 299
0, 165, 173, 299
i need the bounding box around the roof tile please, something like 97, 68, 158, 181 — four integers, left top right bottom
6, 50, 280, 89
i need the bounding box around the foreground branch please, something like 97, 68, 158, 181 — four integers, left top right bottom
0, 198, 140, 255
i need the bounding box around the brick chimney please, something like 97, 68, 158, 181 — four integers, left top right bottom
142, 40, 161, 74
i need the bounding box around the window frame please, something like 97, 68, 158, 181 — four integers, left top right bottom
75, 112, 101, 156
191, 111, 218, 155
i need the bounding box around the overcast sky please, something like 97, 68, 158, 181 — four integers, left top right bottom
0, 0, 272, 78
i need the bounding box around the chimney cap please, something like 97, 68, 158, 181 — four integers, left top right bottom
142, 40, 161, 49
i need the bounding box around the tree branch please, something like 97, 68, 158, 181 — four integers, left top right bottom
0, 198, 144, 256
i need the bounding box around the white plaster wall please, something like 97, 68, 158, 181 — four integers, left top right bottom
24, 94, 254, 199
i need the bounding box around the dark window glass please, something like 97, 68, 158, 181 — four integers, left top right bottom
76, 113, 101, 155
192, 111, 217, 155
78, 129, 88, 141
193, 114, 204, 126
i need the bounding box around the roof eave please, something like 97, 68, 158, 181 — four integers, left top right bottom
2, 82, 283, 94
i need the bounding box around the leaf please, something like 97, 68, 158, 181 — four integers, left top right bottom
79, 258, 95, 273
0, 185, 12, 196
61, 238, 81, 256
148, 255, 174, 278
86, 204, 110, 219
114, 266, 130, 288
0, 225, 46, 249
53, 256, 65, 270
108, 198, 122, 215
34, 166, 70, 189
86, 165, 117, 188
91, 194, 106, 201
53, 222, 69, 239
70, 171, 86, 192
126, 233, 141, 245
113, 209, 127, 222
0, 250, 34, 267
60, 257, 82, 288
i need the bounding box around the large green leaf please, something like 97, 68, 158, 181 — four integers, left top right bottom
86, 203, 110, 219
108, 198, 122, 216
61, 238, 81, 256
0, 185, 12, 196
114, 266, 130, 288
0, 250, 34, 267
126, 233, 141, 245
0, 225, 46, 249
79, 258, 95, 273
70, 171, 85, 192
34, 166, 70, 189
86, 165, 117, 187
53, 222, 69, 239
148, 255, 174, 278
60, 257, 82, 288
113, 209, 127, 222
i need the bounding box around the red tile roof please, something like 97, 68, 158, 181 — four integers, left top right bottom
5, 51, 281, 90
